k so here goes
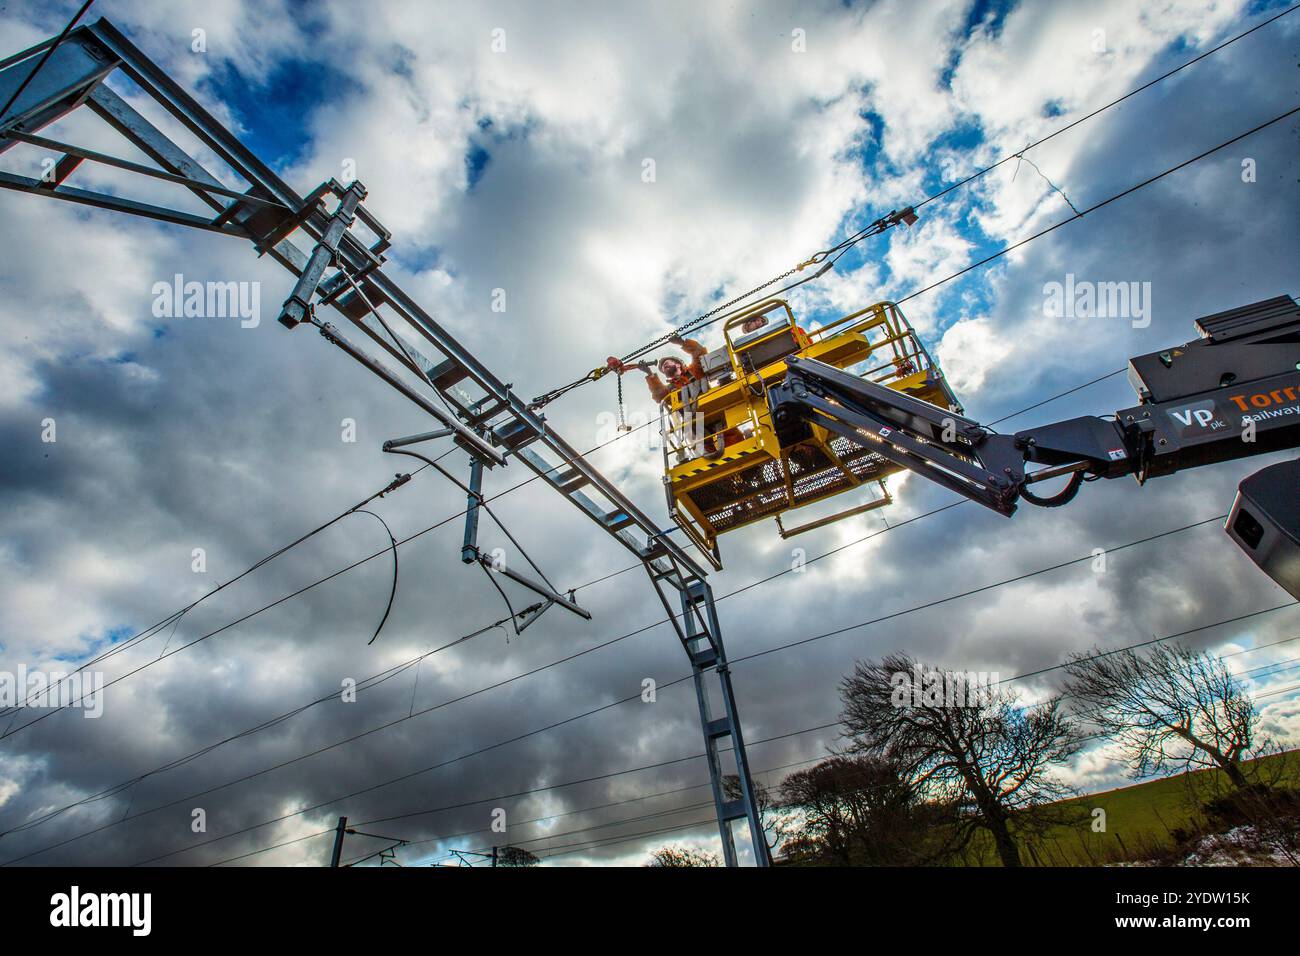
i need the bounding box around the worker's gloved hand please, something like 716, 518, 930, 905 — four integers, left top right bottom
637, 360, 655, 374
668, 334, 684, 345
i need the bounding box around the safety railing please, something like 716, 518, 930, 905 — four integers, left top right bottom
658, 403, 762, 464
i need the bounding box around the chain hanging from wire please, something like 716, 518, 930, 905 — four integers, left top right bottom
616, 371, 629, 432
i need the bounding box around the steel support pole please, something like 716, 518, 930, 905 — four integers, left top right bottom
644, 557, 769, 866
679, 583, 769, 867
330, 816, 347, 868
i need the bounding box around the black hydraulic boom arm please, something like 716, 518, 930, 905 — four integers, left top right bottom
767, 295, 1300, 596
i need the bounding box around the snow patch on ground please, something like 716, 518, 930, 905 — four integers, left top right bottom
1179, 825, 1295, 867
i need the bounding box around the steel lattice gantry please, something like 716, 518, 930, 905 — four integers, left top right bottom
0, 18, 767, 865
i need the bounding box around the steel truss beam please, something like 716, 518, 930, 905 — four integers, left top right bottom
0, 17, 767, 865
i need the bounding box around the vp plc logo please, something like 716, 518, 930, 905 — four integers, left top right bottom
1169, 403, 1224, 432
1171, 407, 1214, 428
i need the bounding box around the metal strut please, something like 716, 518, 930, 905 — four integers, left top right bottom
0, 16, 769, 865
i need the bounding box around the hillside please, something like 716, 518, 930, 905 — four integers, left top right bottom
963, 750, 1300, 866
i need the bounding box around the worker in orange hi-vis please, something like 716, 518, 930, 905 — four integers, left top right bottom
738, 311, 812, 349
606, 335, 707, 404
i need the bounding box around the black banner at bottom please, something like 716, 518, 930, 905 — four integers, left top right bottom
0, 864, 1280, 941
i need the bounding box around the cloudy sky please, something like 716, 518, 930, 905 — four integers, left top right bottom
0, 0, 1297, 867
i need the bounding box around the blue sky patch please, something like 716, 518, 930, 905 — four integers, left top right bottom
201, 56, 362, 171
465, 144, 491, 190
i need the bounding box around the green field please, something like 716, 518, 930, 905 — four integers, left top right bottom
964, 750, 1300, 866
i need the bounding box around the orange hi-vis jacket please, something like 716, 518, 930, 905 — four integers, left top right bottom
646, 338, 707, 403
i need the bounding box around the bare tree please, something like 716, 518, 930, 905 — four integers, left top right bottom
495, 846, 540, 867
646, 846, 720, 867
778, 754, 953, 865
1063, 643, 1259, 789
840, 653, 1082, 867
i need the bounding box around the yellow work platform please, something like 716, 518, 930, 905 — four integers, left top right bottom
658, 298, 960, 564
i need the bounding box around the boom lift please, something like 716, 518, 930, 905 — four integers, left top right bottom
765, 295, 1300, 598
659, 297, 960, 565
